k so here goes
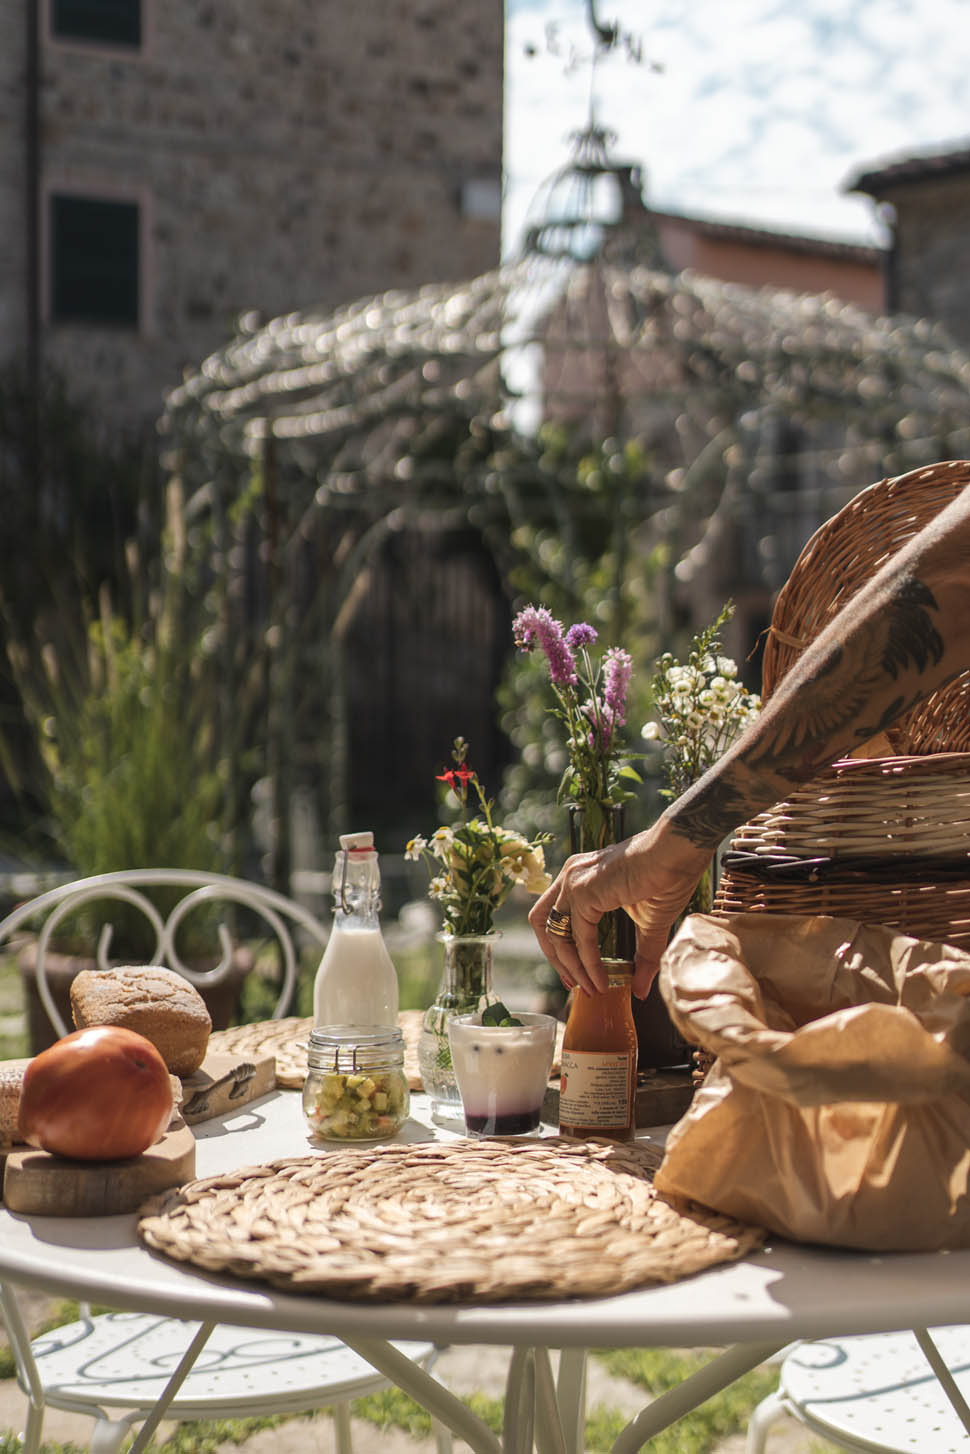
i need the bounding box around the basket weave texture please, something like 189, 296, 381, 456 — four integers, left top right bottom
714, 461, 970, 946
137, 1139, 764, 1303
759, 459, 970, 755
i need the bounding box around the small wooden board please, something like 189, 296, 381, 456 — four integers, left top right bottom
178, 1049, 276, 1125
3, 1116, 196, 1217
542, 1068, 693, 1130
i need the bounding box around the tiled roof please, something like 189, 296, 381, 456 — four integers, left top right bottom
646, 207, 884, 262
848, 143, 970, 196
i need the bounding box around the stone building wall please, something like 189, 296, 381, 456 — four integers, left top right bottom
3, 0, 504, 434
882, 175, 970, 348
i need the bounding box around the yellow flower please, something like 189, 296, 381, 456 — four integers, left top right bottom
518, 844, 552, 895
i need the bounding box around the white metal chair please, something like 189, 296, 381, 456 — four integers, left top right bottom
0, 868, 326, 1040
0, 870, 451, 1454
747, 1329, 970, 1454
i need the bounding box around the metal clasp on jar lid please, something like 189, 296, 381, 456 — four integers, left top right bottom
307, 1025, 404, 1075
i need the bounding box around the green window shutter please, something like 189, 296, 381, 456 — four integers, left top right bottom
51, 195, 140, 328
51, 0, 142, 47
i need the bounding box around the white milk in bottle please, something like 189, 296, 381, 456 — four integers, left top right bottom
313, 831, 399, 1027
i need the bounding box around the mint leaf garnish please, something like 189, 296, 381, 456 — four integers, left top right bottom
481, 1000, 523, 1027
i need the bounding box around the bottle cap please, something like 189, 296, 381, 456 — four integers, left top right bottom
339, 831, 375, 854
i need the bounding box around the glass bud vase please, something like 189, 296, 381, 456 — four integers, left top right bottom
418, 932, 499, 1124
567, 802, 636, 962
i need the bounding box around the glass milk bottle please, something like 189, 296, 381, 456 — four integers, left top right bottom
313, 831, 399, 1027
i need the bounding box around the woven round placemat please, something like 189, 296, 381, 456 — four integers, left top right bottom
137, 1139, 764, 1303
208, 1017, 314, 1089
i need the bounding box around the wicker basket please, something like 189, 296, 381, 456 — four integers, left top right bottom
713, 460, 970, 949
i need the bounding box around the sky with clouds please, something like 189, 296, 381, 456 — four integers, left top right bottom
503, 0, 970, 257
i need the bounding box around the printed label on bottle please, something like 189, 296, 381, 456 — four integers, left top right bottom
559, 1049, 633, 1128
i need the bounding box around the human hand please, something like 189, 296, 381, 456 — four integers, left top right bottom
528, 821, 712, 998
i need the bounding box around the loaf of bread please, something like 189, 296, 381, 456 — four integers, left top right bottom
70, 966, 212, 1076
0, 1059, 30, 1146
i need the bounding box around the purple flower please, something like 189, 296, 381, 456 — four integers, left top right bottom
565, 622, 597, 650
603, 646, 633, 727
583, 696, 617, 751
512, 605, 578, 686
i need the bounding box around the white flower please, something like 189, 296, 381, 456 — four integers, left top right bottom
404, 835, 427, 862
717, 656, 738, 678
641, 720, 662, 741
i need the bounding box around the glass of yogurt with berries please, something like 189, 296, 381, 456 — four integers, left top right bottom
447, 1006, 557, 1137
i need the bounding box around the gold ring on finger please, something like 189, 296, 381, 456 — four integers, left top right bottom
546, 906, 573, 940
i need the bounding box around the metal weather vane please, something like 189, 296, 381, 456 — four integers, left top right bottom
523, 1, 659, 77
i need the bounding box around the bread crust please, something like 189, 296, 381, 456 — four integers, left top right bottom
0, 1059, 30, 1146
70, 966, 212, 1076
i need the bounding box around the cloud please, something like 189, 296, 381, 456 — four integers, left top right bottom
504, 0, 970, 255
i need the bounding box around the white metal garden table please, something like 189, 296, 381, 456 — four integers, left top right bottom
3, 1087, 970, 1453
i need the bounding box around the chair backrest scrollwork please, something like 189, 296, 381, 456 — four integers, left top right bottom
0, 870, 329, 1037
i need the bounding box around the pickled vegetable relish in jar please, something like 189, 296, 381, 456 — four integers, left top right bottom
303, 1026, 409, 1142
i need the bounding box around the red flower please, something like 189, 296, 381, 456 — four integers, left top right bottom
436, 764, 477, 789
436, 767, 477, 790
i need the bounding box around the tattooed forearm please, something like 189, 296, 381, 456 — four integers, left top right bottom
660, 572, 953, 853
666, 774, 760, 849
881, 577, 943, 677
740, 573, 946, 777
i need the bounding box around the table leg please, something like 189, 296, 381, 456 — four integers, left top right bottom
504, 1346, 535, 1453
913, 1327, 970, 1436
341, 1335, 502, 1454
0, 1282, 45, 1454
125, 1320, 218, 1454
555, 1348, 587, 1454
609, 1341, 786, 1454
533, 1347, 567, 1454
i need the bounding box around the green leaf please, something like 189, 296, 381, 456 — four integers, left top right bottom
481, 1000, 523, 1027
617, 764, 642, 782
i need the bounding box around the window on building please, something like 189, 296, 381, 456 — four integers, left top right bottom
51, 0, 142, 48
50, 194, 140, 328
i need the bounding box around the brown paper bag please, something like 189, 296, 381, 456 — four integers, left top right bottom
654, 912, 970, 1250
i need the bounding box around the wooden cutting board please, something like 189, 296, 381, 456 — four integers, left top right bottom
0, 1045, 274, 1216
178, 1049, 277, 1124
3, 1116, 196, 1217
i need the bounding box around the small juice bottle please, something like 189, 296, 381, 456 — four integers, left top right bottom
559, 959, 637, 1141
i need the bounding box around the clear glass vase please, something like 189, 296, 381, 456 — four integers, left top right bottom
418, 932, 499, 1124
567, 802, 636, 962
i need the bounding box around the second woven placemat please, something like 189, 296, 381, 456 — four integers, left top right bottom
138, 1138, 764, 1303
209, 1013, 564, 1093
208, 1014, 424, 1090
